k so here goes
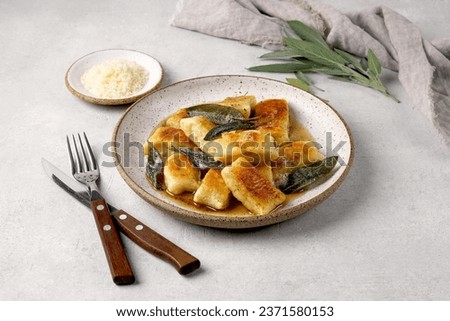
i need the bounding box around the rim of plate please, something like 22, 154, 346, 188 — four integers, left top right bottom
65, 48, 164, 106
112, 75, 354, 229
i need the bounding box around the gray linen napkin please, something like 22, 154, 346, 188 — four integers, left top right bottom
171, 0, 450, 145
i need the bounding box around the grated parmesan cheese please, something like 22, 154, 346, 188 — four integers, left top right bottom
81, 59, 148, 99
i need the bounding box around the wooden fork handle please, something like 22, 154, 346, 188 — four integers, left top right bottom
90, 199, 135, 285
111, 210, 201, 275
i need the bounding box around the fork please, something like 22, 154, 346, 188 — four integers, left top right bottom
67, 133, 135, 285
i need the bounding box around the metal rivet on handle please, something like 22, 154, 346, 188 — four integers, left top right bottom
119, 214, 127, 220
135, 224, 143, 231
103, 224, 111, 231
96, 204, 105, 211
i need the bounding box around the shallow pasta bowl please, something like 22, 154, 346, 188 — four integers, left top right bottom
65, 49, 163, 105
112, 75, 354, 229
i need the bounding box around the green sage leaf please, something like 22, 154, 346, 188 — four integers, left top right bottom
295, 71, 311, 85
294, 62, 326, 73
306, 67, 352, 77
247, 19, 399, 102
284, 37, 347, 68
248, 62, 306, 73
287, 20, 328, 48
335, 49, 365, 73
367, 49, 381, 78
260, 49, 303, 60
287, 78, 312, 93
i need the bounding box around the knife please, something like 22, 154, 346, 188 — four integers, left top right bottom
41, 158, 200, 275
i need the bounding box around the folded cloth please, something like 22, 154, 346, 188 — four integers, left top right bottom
171, 0, 450, 145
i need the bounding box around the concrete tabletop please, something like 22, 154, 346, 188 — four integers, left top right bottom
1, 0, 449, 300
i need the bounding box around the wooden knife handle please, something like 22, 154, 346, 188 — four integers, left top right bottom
111, 210, 200, 275
90, 199, 135, 285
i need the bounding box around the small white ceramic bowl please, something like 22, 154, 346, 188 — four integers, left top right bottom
65, 49, 163, 105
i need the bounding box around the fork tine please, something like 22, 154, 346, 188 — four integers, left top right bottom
66, 135, 76, 175
72, 134, 83, 173
77, 133, 91, 171
83, 132, 98, 170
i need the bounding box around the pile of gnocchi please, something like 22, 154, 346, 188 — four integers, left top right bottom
144, 95, 337, 216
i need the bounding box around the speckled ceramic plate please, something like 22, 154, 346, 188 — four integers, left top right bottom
112, 75, 353, 229
65, 49, 163, 105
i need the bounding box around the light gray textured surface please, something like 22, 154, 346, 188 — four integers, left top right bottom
0, 0, 449, 300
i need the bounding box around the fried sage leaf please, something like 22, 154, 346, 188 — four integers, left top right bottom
280, 156, 338, 194
203, 120, 256, 141
186, 104, 245, 125
146, 144, 164, 190
172, 146, 224, 170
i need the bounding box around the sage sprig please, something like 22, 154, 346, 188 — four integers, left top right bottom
248, 20, 399, 102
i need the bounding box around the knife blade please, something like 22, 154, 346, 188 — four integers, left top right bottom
41, 158, 200, 275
